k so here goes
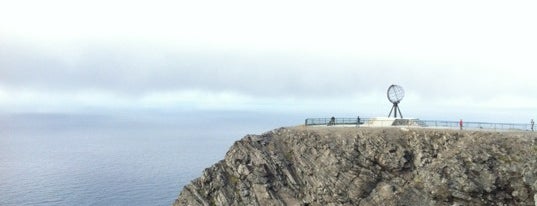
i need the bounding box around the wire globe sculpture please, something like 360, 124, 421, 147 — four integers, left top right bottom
387, 85, 404, 118
387, 85, 405, 103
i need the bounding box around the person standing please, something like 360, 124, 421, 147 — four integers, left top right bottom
328, 116, 336, 126
459, 119, 463, 130
531, 119, 534, 131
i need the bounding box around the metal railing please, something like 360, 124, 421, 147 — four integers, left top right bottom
305, 117, 533, 131
305, 118, 363, 126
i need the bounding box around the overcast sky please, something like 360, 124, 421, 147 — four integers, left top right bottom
1, 0, 537, 121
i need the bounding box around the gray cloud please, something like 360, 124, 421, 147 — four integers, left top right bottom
0, 41, 534, 103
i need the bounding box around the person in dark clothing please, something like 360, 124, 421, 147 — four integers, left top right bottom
328, 116, 336, 126
531, 119, 534, 131
459, 119, 463, 130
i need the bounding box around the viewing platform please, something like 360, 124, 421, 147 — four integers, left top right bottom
305, 117, 534, 132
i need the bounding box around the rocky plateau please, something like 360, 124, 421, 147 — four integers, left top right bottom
175, 126, 537, 206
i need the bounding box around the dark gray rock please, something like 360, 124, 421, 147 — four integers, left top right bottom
174, 127, 537, 206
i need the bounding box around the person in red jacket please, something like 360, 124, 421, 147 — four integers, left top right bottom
459, 119, 463, 130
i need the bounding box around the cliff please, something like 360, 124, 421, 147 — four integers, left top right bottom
174, 126, 537, 206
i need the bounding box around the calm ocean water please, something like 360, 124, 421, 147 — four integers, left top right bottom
0, 111, 303, 206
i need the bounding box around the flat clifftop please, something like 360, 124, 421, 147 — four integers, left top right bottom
175, 127, 537, 206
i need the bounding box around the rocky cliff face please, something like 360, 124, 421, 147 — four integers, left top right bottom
175, 127, 537, 206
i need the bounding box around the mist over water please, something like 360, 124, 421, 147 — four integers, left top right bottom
0, 111, 304, 206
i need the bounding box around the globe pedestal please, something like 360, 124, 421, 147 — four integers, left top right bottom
388, 102, 403, 118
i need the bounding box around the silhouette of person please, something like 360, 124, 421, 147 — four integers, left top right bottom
459, 119, 463, 130
531, 119, 534, 131
329, 116, 335, 126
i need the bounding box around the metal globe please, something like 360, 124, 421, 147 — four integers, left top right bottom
387, 85, 405, 103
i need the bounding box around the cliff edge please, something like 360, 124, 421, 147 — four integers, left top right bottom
175, 126, 537, 206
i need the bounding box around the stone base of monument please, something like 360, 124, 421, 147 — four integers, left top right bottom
363, 117, 424, 127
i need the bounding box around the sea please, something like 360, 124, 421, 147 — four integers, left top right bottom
0, 111, 304, 206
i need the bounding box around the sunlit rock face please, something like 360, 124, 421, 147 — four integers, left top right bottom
175, 126, 537, 206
